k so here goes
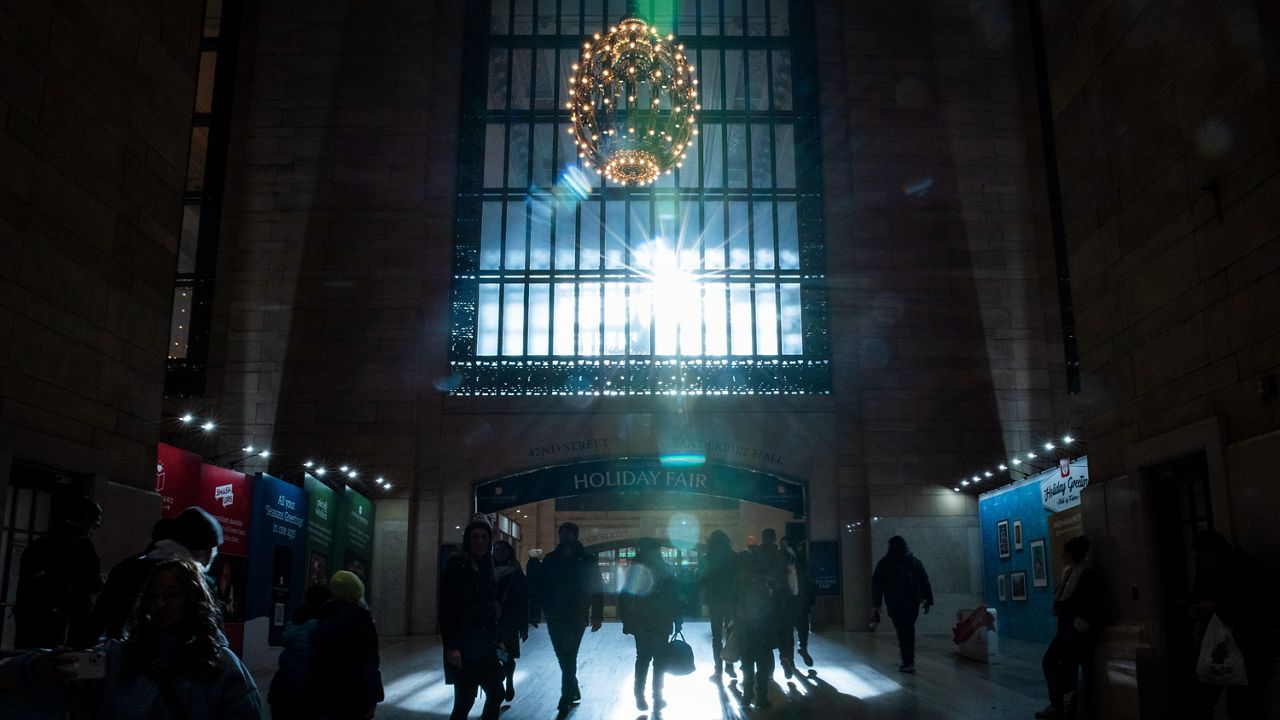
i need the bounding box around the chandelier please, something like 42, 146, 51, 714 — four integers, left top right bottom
567, 6, 700, 186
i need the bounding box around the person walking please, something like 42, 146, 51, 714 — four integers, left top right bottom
619, 538, 682, 711
311, 570, 384, 720
1036, 535, 1105, 719
530, 522, 603, 712
758, 528, 798, 679
700, 529, 737, 681
734, 541, 779, 709
14, 496, 103, 649
268, 584, 332, 720
441, 520, 506, 720
493, 539, 529, 702
788, 537, 818, 667
870, 535, 933, 674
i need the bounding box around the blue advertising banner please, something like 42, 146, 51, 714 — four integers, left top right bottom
247, 474, 308, 647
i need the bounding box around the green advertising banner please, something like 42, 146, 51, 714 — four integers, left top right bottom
333, 486, 375, 585
303, 474, 338, 587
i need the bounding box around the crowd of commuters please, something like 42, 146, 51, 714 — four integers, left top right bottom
3, 495, 1273, 720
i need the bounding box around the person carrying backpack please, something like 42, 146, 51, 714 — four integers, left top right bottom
870, 535, 933, 674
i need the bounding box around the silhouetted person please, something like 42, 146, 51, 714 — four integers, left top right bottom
700, 529, 737, 680
788, 537, 818, 666
312, 571, 383, 720
525, 548, 544, 626
1187, 530, 1267, 720
734, 541, 779, 708
758, 528, 798, 678
493, 539, 529, 702
442, 520, 504, 720
14, 496, 102, 649
530, 522, 603, 712
269, 583, 332, 720
619, 538, 681, 711
1037, 535, 1105, 719
871, 535, 933, 673
88, 506, 222, 643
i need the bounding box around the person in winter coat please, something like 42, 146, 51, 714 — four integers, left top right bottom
14, 496, 103, 649
441, 520, 506, 720
787, 537, 819, 667
268, 583, 332, 720
529, 522, 603, 712
871, 535, 933, 673
0, 557, 261, 720
311, 571, 383, 720
493, 539, 529, 702
1186, 530, 1267, 720
758, 528, 799, 678
734, 543, 779, 709
699, 530, 737, 680
88, 507, 223, 643
618, 538, 682, 711
1035, 535, 1106, 719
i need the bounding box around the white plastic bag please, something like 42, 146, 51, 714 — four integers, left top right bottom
1196, 613, 1249, 686
721, 623, 740, 663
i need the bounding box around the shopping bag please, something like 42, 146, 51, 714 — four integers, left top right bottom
664, 631, 696, 675
1196, 613, 1249, 686
721, 623, 740, 663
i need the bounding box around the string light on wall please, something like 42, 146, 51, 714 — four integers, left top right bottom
567, 0, 699, 186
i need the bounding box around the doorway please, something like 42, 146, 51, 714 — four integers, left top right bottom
1145, 451, 1213, 720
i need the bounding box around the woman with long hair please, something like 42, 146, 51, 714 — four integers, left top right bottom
441, 519, 506, 720
699, 529, 737, 680
1, 557, 261, 719
492, 539, 529, 702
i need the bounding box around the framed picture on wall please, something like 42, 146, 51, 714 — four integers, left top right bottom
1031, 539, 1049, 587
997, 520, 1011, 558
1011, 571, 1028, 601
998, 573, 1007, 601
1014, 520, 1024, 550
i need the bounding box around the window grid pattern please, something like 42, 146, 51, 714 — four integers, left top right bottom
451, 0, 828, 395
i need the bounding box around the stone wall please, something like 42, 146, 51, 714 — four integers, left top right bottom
1041, 0, 1280, 715
0, 1, 203, 489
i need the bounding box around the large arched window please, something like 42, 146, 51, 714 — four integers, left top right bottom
451, 0, 827, 395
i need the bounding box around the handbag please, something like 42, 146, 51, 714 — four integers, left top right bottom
664, 630, 696, 676
721, 622, 740, 663
1196, 613, 1249, 686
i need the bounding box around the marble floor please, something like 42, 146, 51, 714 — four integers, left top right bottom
258, 622, 1049, 719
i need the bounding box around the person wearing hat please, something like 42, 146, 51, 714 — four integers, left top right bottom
311, 570, 383, 720
87, 506, 225, 643
13, 496, 103, 649
529, 522, 603, 712
618, 538, 681, 711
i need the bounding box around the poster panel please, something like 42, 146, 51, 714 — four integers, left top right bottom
198, 465, 253, 655
303, 474, 338, 587
156, 443, 202, 518
807, 541, 841, 596
247, 473, 307, 646
334, 487, 375, 587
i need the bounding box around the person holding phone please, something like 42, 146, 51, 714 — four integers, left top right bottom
0, 558, 261, 719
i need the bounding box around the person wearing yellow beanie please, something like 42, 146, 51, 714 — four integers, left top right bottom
329, 570, 365, 604
312, 570, 383, 718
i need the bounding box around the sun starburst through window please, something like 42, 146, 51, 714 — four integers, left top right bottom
450, 0, 827, 396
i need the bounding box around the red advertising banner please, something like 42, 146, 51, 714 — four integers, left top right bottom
198, 465, 253, 555
156, 443, 202, 518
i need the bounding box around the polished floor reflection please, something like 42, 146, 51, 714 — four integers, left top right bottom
259, 621, 1047, 719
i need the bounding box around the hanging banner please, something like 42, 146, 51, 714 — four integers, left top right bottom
246, 474, 307, 648
334, 487, 375, 587
156, 443, 202, 518
475, 458, 806, 516
199, 465, 253, 655
303, 474, 339, 587
1040, 458, 1089, 513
